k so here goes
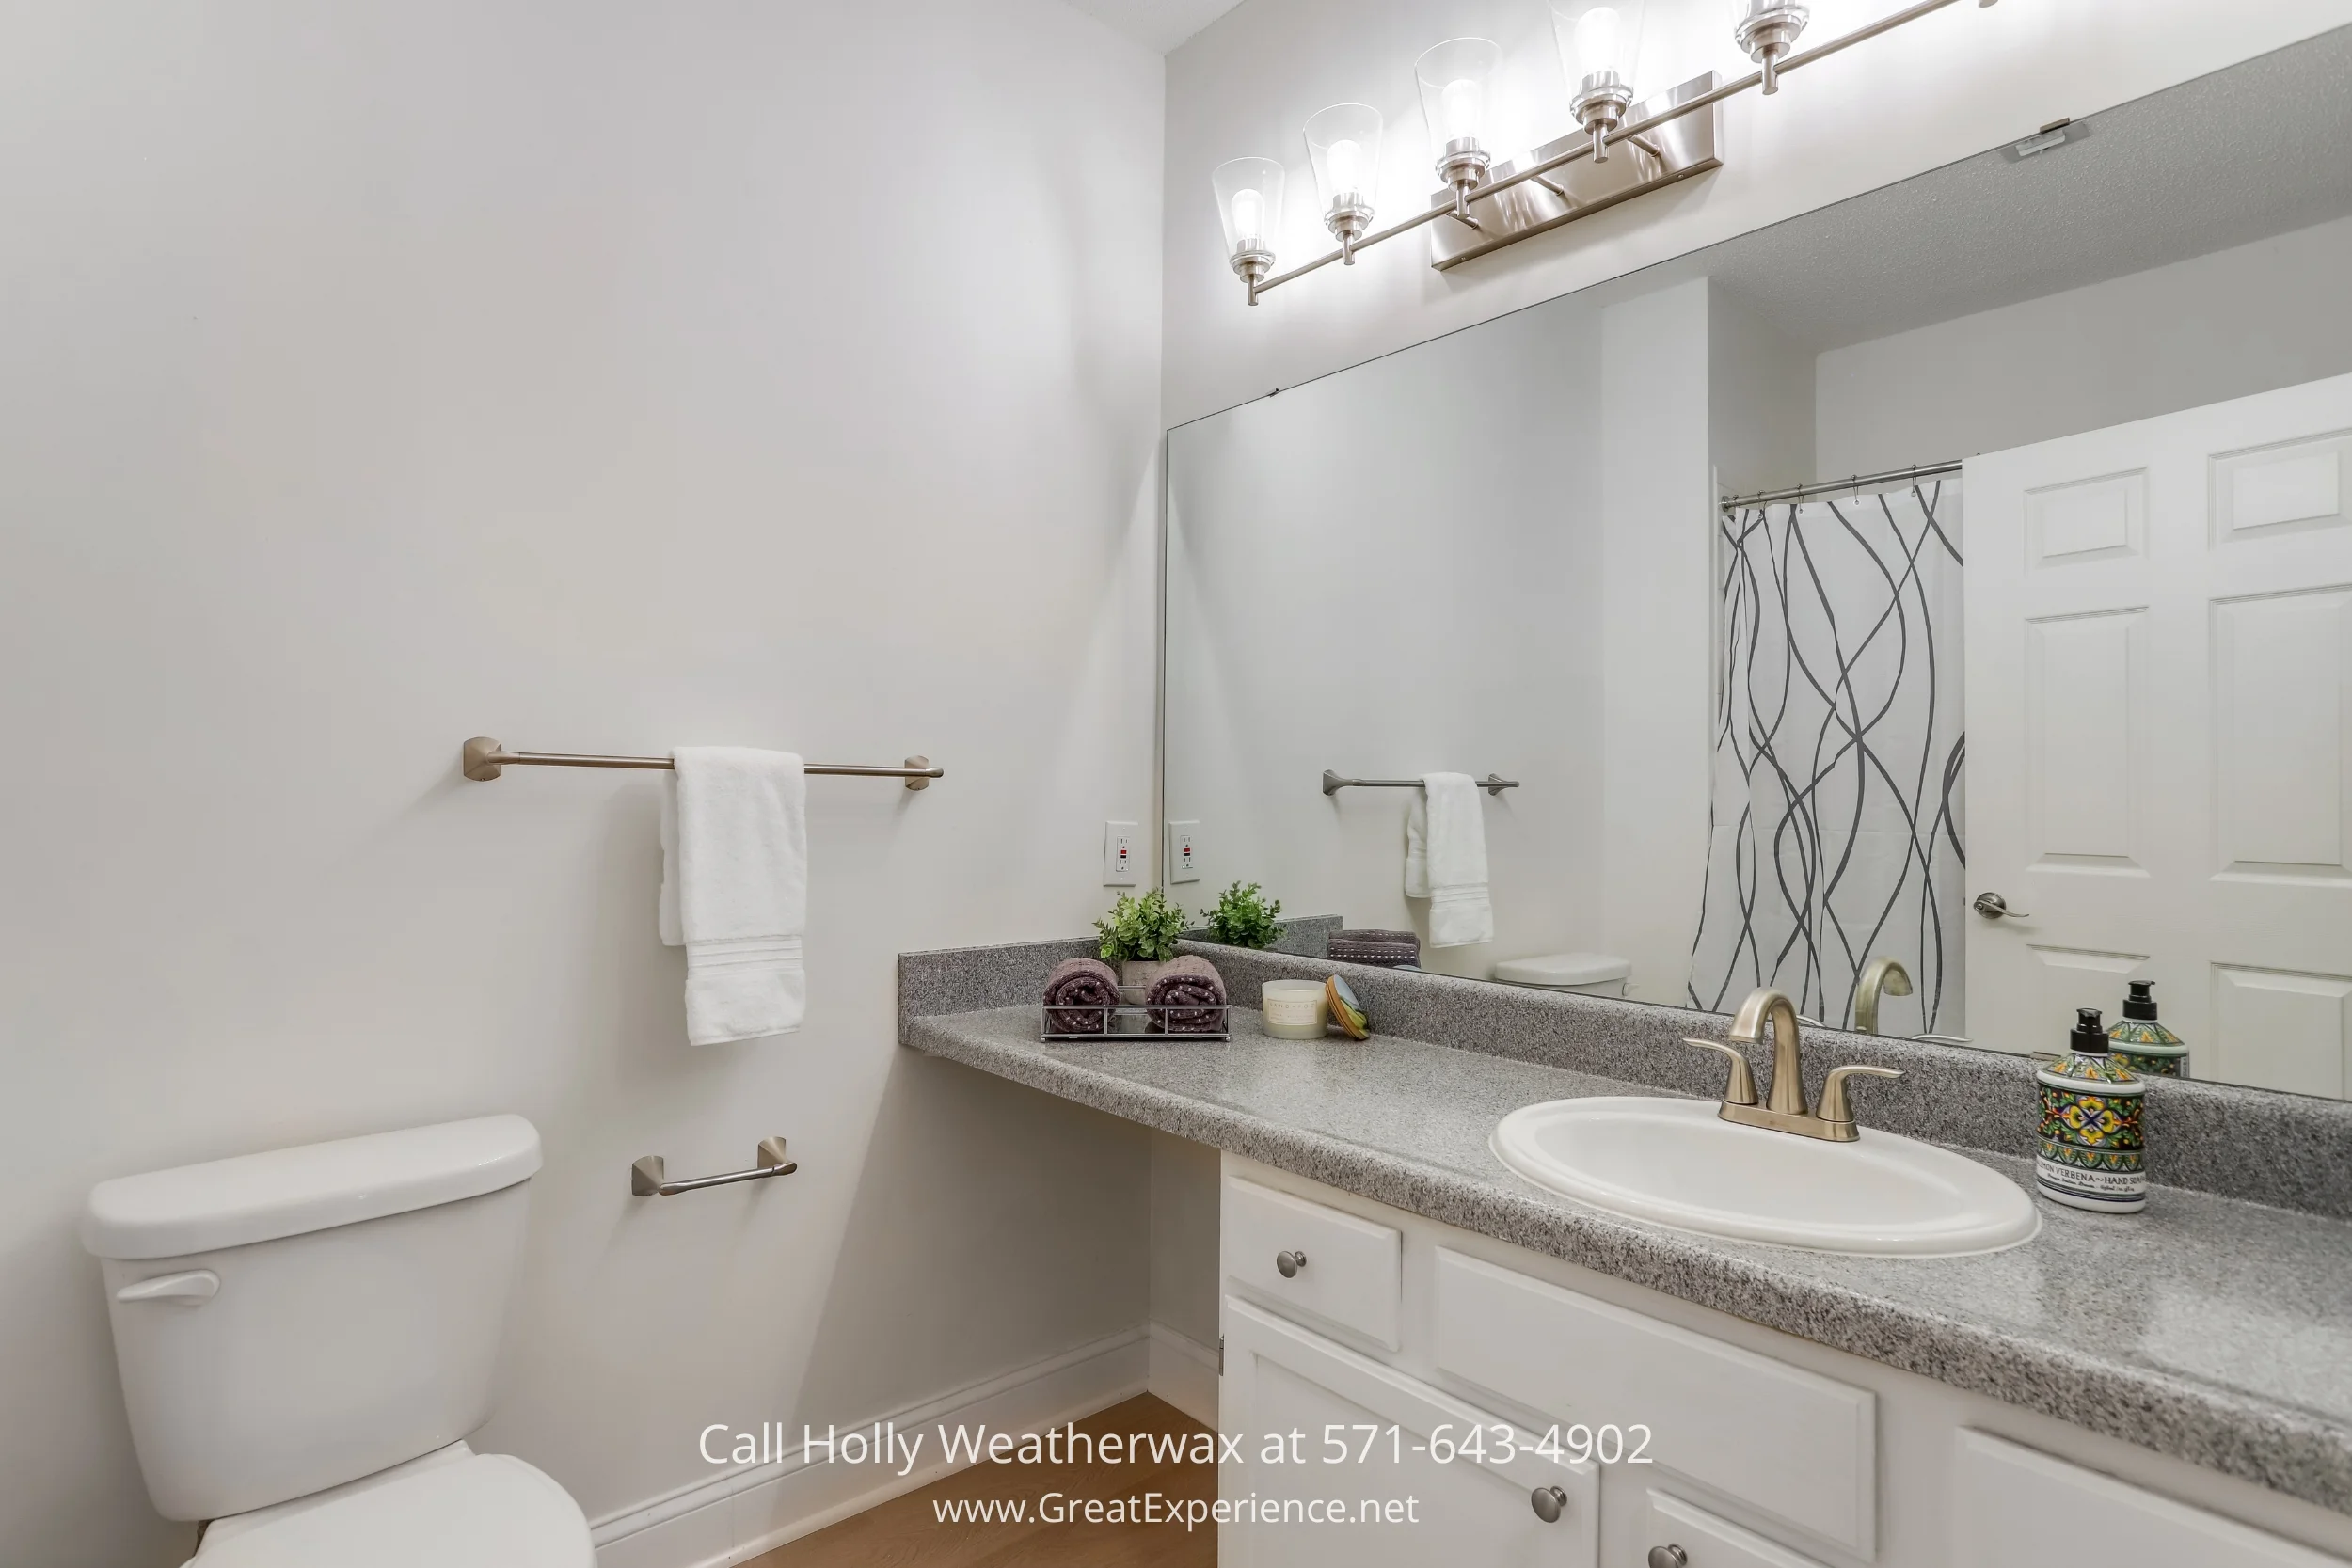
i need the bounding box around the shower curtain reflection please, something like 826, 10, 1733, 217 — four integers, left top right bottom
1688, 482, 1965, 1035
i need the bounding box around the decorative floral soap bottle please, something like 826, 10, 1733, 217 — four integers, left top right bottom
2035, 1006, 2147, 1214
2107, 980, 2189, 1078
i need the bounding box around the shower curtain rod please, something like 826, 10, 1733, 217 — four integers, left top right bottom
1721, 460, 1963, 512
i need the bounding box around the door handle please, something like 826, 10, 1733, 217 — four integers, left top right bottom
1530, 1484, 1567, 1523
1972, 892, 2032, 920
115, 1270, 219, 1307
1275, 1250, 1308, 1279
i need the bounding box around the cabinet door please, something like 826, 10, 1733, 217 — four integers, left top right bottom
1222, 1296, 1597, 1568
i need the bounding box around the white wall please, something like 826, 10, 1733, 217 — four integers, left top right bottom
0, 5, 1164, 1564
1164, 292, 1602, 978
1163, 0, 2352, 425
1816, 212, 2352, 477
1597, 281, 1714, 1004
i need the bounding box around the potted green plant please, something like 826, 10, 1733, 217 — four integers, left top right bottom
1203, 881, 1284, 950
1095, 889, 1190, 1004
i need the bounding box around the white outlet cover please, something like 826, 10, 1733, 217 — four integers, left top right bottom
1166, 820, 1201, 883
1103, 821, 1139, 886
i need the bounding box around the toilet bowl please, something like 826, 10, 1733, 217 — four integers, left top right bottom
1490, 951, 1631, 997
82, 1116, 592, 1566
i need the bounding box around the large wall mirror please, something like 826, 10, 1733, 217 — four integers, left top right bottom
1163, 28, 2352, 1099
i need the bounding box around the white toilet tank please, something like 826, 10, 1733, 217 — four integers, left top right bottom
82, 1116, 542, 1523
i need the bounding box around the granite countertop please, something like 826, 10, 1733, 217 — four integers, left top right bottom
903, 1002, 2352, 1515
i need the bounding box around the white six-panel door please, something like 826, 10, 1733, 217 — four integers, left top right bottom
1964, 373, 2352, 1093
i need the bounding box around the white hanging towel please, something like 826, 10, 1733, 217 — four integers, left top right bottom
659, 747, 807, 1045
1405, 771, 1493, 949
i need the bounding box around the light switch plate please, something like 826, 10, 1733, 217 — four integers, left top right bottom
1167, 820, 1201, 883
1103, 822, 1139, 886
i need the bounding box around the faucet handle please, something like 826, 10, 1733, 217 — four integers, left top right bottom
1820, 1064, 1902, 1127
1682, 1038, 1759, 1107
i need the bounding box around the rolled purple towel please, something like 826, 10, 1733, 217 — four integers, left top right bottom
1147, 954, 1228, 1035
1043, 956, 1120, 1035
1329, 929, 1420, 967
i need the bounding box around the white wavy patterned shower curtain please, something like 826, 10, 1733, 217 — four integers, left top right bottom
1687, 482, 1965, 1035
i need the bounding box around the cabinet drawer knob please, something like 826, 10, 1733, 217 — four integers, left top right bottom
1647, 1547, 1688, 1568
1529, 1485, 1567, 1523
1275, 1249, 1308, 1278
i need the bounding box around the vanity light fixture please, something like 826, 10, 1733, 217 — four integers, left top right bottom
1213, 156, 1286, 304
1214, 0, 1997, 303
1729, 0, 1809, 94
1554, 1, 1647, 163
1414, 38, 1505, 223
1303, 103, 1384, 261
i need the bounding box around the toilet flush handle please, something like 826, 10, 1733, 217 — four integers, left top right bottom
115, 1270, 219, 1307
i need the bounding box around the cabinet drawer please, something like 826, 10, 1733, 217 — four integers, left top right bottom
1224, 1177, 1402, 1349
1223, 1297, 1597, 1568
1434, 1249, 1874, 1557
1954, 1431, 2346, 1568
1643, 1492, 1833, 1568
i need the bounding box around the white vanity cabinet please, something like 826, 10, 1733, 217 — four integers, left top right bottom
1218, 1155, 2352, 1568
1222, 1296, 1598, 1566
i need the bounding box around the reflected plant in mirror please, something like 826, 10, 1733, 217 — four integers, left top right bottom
1203, 881, 1286, 950
1162, 27, 2352, 1101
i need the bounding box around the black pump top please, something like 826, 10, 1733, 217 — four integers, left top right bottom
2071, 1006, 2110, 1054
2123, 980, 2159, 1021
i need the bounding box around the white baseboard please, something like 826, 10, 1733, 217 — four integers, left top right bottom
1146, 1323, 1218, 1429
591, 1326, 1149, 1568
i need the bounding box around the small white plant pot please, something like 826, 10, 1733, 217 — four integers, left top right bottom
1116, 960, 1168, 1033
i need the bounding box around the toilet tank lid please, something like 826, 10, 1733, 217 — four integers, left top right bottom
1492, 952, 1631, 986
82, 1115, 541, 1260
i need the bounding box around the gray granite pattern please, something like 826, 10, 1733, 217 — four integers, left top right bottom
1186, 942, 2352, 1220
903, 1001, 2352, 1514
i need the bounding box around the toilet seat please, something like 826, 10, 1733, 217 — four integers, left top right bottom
189, 1453, 592, 1568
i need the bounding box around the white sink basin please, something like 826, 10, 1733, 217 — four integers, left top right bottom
1492, 1097, 2039, 1257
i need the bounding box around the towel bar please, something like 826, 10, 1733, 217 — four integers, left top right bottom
464, 737, 940, 789
631, 1136, 798, 1197
1323, 769, 1518, 797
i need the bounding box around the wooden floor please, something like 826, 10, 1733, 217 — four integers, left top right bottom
745, 1395, 1216, 1568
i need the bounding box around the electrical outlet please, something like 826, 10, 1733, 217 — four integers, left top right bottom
1103, 822, 1139, 886
1166, 820, 1201, 883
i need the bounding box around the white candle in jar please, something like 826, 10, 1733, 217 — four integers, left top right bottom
1261, 979, 1329, 1039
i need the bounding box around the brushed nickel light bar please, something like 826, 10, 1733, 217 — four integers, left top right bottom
1223, 0, 1998, 303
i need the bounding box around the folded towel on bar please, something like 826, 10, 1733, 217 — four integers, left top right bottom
1042, 956, 1120, 1035
1329, 929, 1421, 967
1405, 772, 1493, 949
1147, 954, 1229, 1035
659, 747, 806, 1045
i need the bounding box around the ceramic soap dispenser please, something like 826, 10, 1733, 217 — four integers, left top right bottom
2035, 1006, 2148, 1214
2108, 980, 2189, 1078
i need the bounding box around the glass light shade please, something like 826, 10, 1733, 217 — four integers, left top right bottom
1413, 38, 1504, 161
1211, 157, 1286, 260
1554, 0, 1648, 105
1303, 103, 1383, 215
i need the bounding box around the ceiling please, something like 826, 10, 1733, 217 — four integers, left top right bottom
1060, 0, 1248, 54
1630, 24, 2352, 353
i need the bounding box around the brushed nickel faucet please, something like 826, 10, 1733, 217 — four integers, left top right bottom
1853, 957, 1913, 1036
1683, 987, 1902, 1142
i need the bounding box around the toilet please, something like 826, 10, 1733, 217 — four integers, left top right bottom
1490, 951, 1632, 997
81, 1116, 592, 1566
